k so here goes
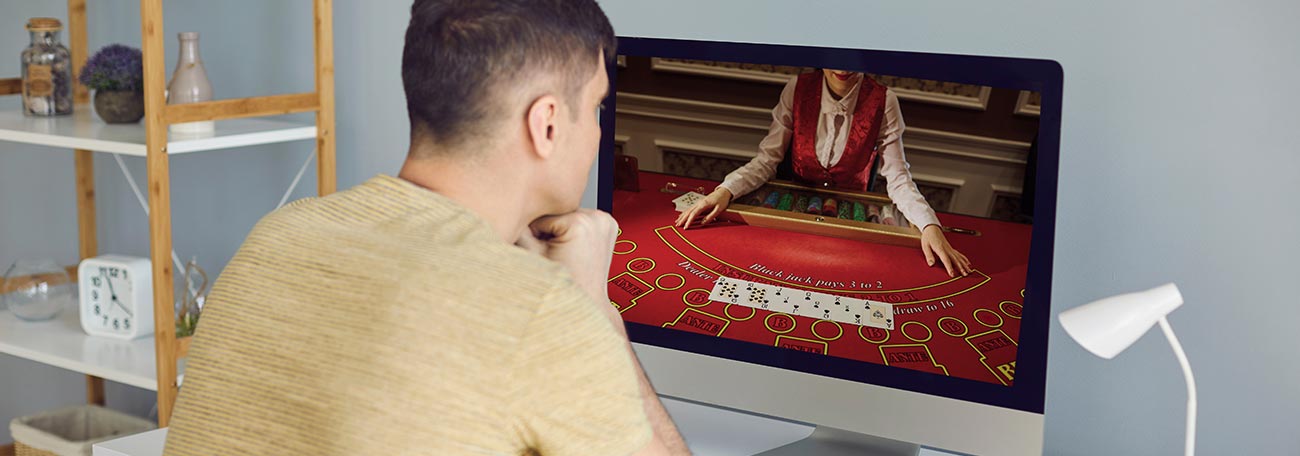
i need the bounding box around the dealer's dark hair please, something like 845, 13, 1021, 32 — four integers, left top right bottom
402, 0, 616, 155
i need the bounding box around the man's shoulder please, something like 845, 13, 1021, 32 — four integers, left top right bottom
244, 176, 492, 246
399, 241, 569, 292
240, 192, 346, 243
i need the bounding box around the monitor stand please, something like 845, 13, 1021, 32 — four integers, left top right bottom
755, 426, 920, 456
662, 395, 934, 456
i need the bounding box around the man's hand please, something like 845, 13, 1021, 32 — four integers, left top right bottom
921, 224, 972, 277
673, 187, 733, 230
518, 209, 620, 307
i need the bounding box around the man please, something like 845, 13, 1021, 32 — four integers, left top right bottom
163, 1, 688, 454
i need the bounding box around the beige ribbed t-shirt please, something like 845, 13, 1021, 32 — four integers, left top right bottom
163, 175, 652, 455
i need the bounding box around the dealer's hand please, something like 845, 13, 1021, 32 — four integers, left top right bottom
518, 209, 620, 308
921, 224, 972, 277
674, 187, 733, 230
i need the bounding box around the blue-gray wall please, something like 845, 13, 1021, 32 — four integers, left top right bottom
4, 0, 1299, 454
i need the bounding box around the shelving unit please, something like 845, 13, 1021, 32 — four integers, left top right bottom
0, 0, 335, 443
0, 107, 317, 156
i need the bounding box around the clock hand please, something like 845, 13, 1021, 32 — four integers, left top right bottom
102, 271, 134, 318
102, 269, 119, 301
110, 297, 134, 318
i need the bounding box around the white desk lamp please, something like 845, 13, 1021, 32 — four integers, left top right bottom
1058, 283, 1196, 456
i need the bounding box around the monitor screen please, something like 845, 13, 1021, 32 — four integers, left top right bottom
599, 37, 1060, 414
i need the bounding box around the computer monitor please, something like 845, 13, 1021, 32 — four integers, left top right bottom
599, 37, 1061, 455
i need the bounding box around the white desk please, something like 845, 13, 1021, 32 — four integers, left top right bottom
91, 398, 957, 455
92, 428, 166, 456
660, 398, 956, 456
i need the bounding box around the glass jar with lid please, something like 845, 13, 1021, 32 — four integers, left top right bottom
21, 17, 73, 116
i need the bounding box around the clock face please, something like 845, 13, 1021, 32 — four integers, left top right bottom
84, 265, 136, 335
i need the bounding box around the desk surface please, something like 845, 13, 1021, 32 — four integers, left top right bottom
90, 398, 957, 455
92, 428, 166, 456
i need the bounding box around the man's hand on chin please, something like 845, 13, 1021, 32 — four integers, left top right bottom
518, 209, 620, 307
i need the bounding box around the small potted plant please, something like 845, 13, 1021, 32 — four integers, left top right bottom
79, 44, 144, 123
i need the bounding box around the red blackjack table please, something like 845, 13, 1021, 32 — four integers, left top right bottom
608, 171, 1031, 386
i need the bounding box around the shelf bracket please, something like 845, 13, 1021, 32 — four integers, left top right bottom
111, 153, 196, 295
277, 147, 318, 209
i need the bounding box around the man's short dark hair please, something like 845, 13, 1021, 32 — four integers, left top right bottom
402, 0, 616, 154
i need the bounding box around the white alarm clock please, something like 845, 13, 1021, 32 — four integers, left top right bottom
78, 255, 154, 339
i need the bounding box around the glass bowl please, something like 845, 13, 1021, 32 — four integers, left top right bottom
3, 258, 75, 321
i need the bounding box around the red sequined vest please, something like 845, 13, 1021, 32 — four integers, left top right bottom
787, 72, 887, 191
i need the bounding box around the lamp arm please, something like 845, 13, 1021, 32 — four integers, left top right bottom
1157, 316, 1197, 456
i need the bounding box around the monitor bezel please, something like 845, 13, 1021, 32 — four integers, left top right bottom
598, 36, 1061, 414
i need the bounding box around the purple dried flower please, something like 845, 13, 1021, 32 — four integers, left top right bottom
79, 44, 143, 92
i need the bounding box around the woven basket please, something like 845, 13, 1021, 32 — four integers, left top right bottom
9, 405, 155, 456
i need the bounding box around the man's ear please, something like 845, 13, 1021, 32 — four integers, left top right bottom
526, 94, 560, 159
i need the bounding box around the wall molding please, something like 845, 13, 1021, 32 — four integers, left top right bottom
616, 92, 1030, 165
648, 58, 991, 111
1014, 90, 1041, 117
617, 92, 773, 131
650, 57, 793, 84
912, 172, 967, 190
903, 128, 1029, 165
654, 138, 756, 161
990, 183, 1024, 196
895, 85, 991, 111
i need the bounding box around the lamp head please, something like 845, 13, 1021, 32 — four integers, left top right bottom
1059, 283, 1183, 359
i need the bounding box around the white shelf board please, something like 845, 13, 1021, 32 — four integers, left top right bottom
0, 106, 316, 156
0, 308, 183, 391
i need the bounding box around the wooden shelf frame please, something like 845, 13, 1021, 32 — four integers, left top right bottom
0, 0, 335, 427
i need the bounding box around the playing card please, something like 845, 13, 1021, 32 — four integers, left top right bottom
785, 290, 808, 318
810, 293, 839, 322
871, 299, 896, 330
769, 296, 794, 314
744, 282, 770, 308
742, 281, 785, 313
708, 277, 743, 304
708, 277, 895, 330
766, 285, 797, 313
850, 301, 871, 327
861, 299, 895, 330
826, 294, 858, 323
794, 290, 828, 319
672, 191, 706, 212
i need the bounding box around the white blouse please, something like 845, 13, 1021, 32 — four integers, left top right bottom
718, 75, 941, 229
